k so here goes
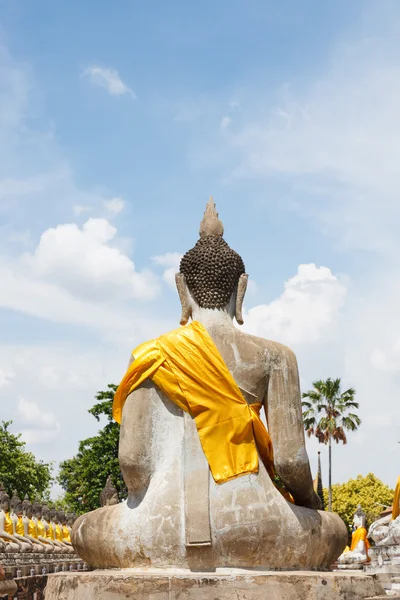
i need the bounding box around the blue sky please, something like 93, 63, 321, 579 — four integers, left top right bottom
1, 0, 400, 496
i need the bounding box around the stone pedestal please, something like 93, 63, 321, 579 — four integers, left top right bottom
45, 568, 384, 600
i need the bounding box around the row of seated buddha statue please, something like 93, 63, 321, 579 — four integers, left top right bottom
0, 485, 76, 554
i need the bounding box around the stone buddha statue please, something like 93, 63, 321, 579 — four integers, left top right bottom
338, 505, 370, 567
21, 496, 46, 553
73, 199, 347, 570
99, 476, 119, 507
59, 511, 74, 551
9, 491, 33, 552
42, 505, 62, 553
32, 501, 56, 553
0, 491, 22, 552
54, 511, 74, 553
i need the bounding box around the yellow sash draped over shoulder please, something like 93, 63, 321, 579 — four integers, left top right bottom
350, 527, 370, 559
62, 525, 71, 543
392, 476, 400, 520
113, 321, 276, 485
4, 513, 13, 535
16, 517, 24, 536
46, 523, 54, 540
28, 520, 38, 539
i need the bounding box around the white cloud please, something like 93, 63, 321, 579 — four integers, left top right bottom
220, 116, 231, 130
18, 397, 60, 445
0, 369, 15, 387
104, 197, 124, 214
244, 264, 347, 345
220, 10, 400, 253
152, 252, 183, 288
82, 66, 135, 98
18, 397, 58, 428
73, 205, 92, 216
22, 218, 159, 302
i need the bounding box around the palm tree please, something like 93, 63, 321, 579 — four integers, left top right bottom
302, 378, 361, 512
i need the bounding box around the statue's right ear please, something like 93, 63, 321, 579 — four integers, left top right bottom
175, 273, 192, 325
235, 273, 248, 325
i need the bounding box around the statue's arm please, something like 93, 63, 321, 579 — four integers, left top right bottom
14, 533, 33, 546
265, 343, 321, 510
118, 355, 154, 497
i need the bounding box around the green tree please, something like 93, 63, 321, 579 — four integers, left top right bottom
302, 378, 361, 511
0, 421, 53, 499
58, 385, 126, 513
324, 473, 394, 534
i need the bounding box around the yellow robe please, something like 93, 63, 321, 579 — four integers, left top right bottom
4, 513, 13, 535
37, 520, 46, 538
28, 519, 38, 539
55, 524, 63, 542
62, 525, 71, 543
114, 321, 278, 487
16, 517, 24, 536
46, 523, 54, 540
350, 527, 370, 559
392, 476, 400, 520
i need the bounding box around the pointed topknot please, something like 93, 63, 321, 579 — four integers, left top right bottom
199, 196, 224, 238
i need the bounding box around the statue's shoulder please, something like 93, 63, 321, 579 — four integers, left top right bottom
234, 329, 298, 365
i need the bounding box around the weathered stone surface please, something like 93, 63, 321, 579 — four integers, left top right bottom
44, 569, 384, 600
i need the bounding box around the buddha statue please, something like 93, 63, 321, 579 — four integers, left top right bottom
338, 505, 370, 567
99, 476, 119, 507
54, 510, 74, 553
0, 491, 22, 552
369, 475, 400, 546
42, 505, 62, 553
73, 199, 347, 570
59, 511, 74, 551
9, 491, 33, 552
21, 496, 46, 552
33, 502, 56, 554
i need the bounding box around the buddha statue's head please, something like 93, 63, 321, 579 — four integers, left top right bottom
49, 508, 56, 523
10, 490, 21, 515
33, 501, 43, 520
59, 511, 67, 525
353, 505, 366, 529
1, 492, 10, 513
100, 476, 119, 507
69, 513, 77, 526
42, 504, 50, 522
22, 496, 33, 519
176, 198, 248, 326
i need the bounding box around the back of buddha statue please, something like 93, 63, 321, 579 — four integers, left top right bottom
73, 199, 347, 571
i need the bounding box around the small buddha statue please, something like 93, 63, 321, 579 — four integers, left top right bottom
0, 491, 22, 552
99, 476, 119, 507
338, 505, 370, 566
9, 491, 33, 552
73, 199, 347, 570
42, 505, 62, 553
21, 496, 45, 553
53, 510, 74, 553
33, 502, 55, 554
59, 511, 74, 551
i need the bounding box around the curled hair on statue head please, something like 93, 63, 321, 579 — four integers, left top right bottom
180, 198, 246, 310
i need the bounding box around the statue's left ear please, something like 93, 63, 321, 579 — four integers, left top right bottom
175, 273, 192, 325
235, 274, 248, 325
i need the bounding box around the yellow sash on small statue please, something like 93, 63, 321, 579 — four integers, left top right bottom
114, 321, 287, 492
350, 527, 370, 557
392, 476, 400, 520
62, 525, 71, 543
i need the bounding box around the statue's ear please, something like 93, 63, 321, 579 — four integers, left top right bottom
175, 273, 192, 325
235, 274, 248, 325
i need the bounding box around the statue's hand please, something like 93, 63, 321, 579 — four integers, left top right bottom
300, 491, 322, 511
